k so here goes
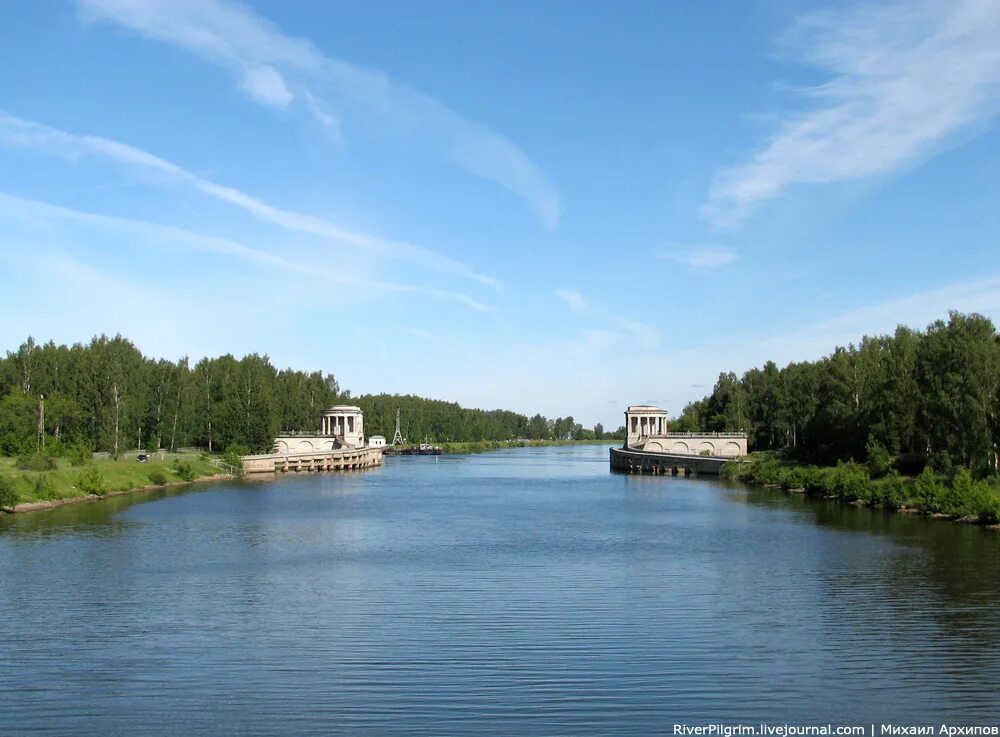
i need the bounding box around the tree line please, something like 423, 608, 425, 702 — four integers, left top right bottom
673, 312, 1000, 476
0, 335, 615, 457
354, 394, 618, 444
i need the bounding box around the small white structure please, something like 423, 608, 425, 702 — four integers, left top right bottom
625, 404, 669, 448
273, 404, 367, 454
320, 405, 365, 448
623, 404, 747, 457
368, 435, 386, 448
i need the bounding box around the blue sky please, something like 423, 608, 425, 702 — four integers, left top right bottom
2, 0, 1000, 428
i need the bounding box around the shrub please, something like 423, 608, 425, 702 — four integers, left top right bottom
1, 432, 34, 457
148, 470, 168, 486
875, 471, 909, 510
721, 461, 752, 481
173, 461, 197, 482
779, 466, 809, 490
77, 467, 105, 495
32, 474, 58, 501
750, 459, 784, 485
222, 443, 248, 471
914, 468, 947, 513
941, 469, 976, 517
972, 483, 1000, 525
15, 453, 57, 472
0, 477, 18, 508
66, 442, 91, 467
825, 461, 873, 502
865, 437, 892, 479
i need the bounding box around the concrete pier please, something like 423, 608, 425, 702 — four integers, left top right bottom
242, 446, 383, 475
610, 404, 749, 475
610, 446, 735, 475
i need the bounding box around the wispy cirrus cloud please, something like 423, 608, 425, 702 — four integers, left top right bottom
76, 0, 561, 228
0, 192, 491, 313
555, 288, 586, 314
702, 0, 1000, 228
554, 287, 661, 351
657, 245, 737, 272
0, 110, 499, 289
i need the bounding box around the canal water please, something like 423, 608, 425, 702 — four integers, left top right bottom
2, 445, 999, 734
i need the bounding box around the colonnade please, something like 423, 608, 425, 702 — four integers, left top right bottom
322, 414, 357, 436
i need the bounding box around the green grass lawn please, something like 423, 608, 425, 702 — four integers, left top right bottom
0, 453, 226, 507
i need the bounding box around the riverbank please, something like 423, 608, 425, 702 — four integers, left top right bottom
724, 455, 1000, 529
436, 439, 617, 454
0, 454, 232, 514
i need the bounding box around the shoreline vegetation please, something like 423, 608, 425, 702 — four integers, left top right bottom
723, 454, 1000, 530
668, 310, 1000, 532
0, 453, 231, 514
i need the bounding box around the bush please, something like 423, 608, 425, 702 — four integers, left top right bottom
865, 437, 892, 478
77, 467, 105, 495
66, 442, 91, 467
875, 471, 909, 510
172, 461, 197, 482
972, 483, 1000, 525
15, 453, 57, 472
779, 466, 809, 490
222, 443, 248, 471
32, 474, 58, 501
941, 469, 976, 517
824, 461, 873, 502
148, 470, 168, 486
721, 461, 752, 481
914, 468, 947, 513
0, 477, 18, 508
749, 459, 784, 485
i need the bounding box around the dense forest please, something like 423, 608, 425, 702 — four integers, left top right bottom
673, 312, 1000, 477
0, 335, 613, 457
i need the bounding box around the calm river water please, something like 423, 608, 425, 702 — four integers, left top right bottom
2, 445, 999, 734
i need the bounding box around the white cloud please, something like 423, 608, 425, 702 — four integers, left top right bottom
303, 90, 340, 139
555, 288, 586, 313
0, 192, 491, 313
401, 327, 440, 343
702, 0, 1000, 227
554, 287, 661, 351
0, 110, 499, 289
658, 245, 737, 272
77, 0, 561, 228
239, 64, 293, 108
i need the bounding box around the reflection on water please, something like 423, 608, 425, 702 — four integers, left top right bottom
1, 445, 998, 734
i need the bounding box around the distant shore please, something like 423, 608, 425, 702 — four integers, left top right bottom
435, 439, 617, 454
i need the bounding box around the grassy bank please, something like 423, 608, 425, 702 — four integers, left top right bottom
436, 439, 617, 454
0, 453, 228, 511
725, 454, 1000, 526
